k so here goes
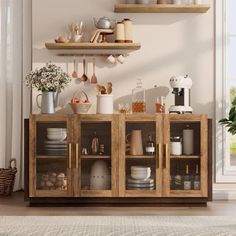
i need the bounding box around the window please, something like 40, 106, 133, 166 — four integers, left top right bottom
216, 0, 236, 182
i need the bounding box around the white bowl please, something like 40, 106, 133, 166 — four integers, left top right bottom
131, 166, 151, 171
47, 128, 66, 132
131, 172, 151, 180
47, 133, 67, 141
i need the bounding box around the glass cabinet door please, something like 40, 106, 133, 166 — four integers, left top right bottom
75, 115, 118, 197
29, 115, 73, 197
119, 114, 162, 197
163, 115, 208, 197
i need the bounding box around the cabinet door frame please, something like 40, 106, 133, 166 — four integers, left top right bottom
74, 114, 119, 197
29, 114, 74, 197
163, 114, 208, 198
119, 114, 163, 197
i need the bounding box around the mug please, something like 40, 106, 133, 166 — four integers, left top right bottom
106, 55, 116, 64
126, 130, 143, 156
117, 55, 125, 64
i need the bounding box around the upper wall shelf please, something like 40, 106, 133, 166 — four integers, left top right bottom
45, 42, 141, 56
114, 4, 210, 13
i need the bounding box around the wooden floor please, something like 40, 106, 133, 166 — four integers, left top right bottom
1, 191, 236, 216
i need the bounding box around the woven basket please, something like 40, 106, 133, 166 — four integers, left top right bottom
69, 90, 92, 114
0, 159, 17, 196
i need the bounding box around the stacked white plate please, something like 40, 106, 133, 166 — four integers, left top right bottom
127, 166, 154, 190
44, 128, 67, 155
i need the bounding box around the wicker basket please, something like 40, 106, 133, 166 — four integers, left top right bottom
69, 90, 92, 114
0, 159, 17, 196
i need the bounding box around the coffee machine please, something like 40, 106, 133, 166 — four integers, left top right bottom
169, 75, 193, 114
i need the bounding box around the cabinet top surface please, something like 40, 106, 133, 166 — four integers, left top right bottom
29, 114, 208, 120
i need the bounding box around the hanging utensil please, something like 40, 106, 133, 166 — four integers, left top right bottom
91, 58, 98, 84
80, 58, 88, 82
72, 59, 78, 79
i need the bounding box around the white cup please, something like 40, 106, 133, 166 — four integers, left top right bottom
106, 55, 116, 64
117, 55, 125, 64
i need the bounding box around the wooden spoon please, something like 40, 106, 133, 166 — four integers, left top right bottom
72, 59, 78, 79
80, 58, 88, 82
91, 58, 98, 84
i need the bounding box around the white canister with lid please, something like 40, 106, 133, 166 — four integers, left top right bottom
123, 18, 133, 43
115, 22, 125, 43
170, 136, 182, 156
96, 94, 113, 114
183, 125, 194, 155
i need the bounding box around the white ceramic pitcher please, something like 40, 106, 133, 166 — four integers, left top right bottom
36, 91, 59, 114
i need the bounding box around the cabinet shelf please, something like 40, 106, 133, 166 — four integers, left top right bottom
45, 42, 141, 56
170, 155, 200, 159
81, 155, 111, 159
36, 155, 67, 159
126, 155, 155, 159
114, 4, 210, 13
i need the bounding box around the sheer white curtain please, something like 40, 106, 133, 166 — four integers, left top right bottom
0, 0, 23, 190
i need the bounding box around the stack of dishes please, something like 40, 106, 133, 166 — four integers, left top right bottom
127, 166, 154, 190
44, 128, 67, 155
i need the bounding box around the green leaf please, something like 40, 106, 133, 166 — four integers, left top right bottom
229, 107, 236, 121
219, 118, 228, 123
232, 97, 236, 106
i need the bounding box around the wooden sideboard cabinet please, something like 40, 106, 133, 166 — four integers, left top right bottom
25, 114, 212, 205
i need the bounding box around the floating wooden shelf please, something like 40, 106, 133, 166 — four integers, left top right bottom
45, 42, 141, 56
114, 4, 210, 13
170, 155, 200, 159
81, 155, 111, 159
126, 155, 155, 159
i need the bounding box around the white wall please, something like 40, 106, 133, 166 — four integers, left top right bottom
32, 0, 214, 117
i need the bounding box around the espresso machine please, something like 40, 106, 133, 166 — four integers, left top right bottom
169, 75, 193, 114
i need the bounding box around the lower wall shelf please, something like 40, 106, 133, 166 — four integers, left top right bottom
45, 42, 141, 56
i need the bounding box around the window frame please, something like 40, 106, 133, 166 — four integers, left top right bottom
215, 0, 236, 183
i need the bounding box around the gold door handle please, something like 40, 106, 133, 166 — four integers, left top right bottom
163, 144, 168, 169
157, 144, 162, 169
68, 143, 72, 169
75, 143, 79, 169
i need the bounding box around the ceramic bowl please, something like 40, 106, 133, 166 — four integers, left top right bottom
131, 166, 151, 171
131, 172, 151, 180
47, 128, 66, 132
47, 133, 67, 141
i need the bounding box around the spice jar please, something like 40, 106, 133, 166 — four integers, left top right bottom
132, 79, 146, 113
170, 136, 182, 156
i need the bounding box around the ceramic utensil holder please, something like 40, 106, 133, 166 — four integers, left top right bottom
96, 94, 113, 114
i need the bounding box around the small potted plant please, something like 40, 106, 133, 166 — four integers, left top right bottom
25, 63, 71, 114
219, 97, 236, 135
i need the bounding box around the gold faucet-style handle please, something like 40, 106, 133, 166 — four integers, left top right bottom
75, 143, 79, 169
68, 143, 72, 169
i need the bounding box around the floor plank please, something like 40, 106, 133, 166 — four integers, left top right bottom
1, 191, 236, 216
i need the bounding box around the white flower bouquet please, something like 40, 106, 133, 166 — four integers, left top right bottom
25, 63, 71, 92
